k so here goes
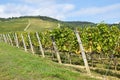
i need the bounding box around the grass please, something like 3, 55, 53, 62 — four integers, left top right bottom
0, 18, 58, 32
0, 42, 98, 80
0, 18, 28, 32
27, 18, 57, 32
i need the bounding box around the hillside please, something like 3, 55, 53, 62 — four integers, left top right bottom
0, 16, 119, 32
0, 43, 98, 80
0, 17, 58, 32
0, 16, 95, 32
61, 21, 95, 29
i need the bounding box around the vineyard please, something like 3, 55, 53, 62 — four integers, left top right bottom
0, 23, 120, 79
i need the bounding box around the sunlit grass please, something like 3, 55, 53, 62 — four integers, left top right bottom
0, 43, 98, 80
0, 18, 58, 32
0, 18, 28, 32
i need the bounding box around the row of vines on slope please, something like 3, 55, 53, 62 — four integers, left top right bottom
0, 23, 120, 70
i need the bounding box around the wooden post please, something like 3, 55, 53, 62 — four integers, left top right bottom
28, 33, 35, 54
75, 29, 91, 75
51, 36, 62, 64
12, 33, 16, 46
8, 34, 13, 46
6, 34, 12, 46
0, 34, 3, 42
7, 34, 11, 45
15, 33, 19, 48
0, 34, 2, 42
21, 33, 27, 52
68, 52, 72, 64
36, 32, 45, 57
3, 34, 7, 43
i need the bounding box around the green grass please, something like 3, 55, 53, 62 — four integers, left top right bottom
0, 18, 58, 32
0, 43, 98, 80
27, 18, 57, 32
0, 18, 28, 32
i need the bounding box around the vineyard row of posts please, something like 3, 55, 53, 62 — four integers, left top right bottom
0, 23, 120, 71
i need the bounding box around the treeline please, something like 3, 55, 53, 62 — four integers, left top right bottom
0, 16, 59, 22
61, 21, 95, 29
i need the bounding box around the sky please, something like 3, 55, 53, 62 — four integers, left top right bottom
0, 0, 120, 23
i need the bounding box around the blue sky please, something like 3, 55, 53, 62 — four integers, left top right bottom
0, 0, 120, 23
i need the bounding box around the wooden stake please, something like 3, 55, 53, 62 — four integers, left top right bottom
68, 52, 72, 64
3, 34, 7, 43
12, 33, 16, 46
75, 29, 91, 75
51, 36, 62, 64
21, 33, 27, 52
36, 32, 45, 57
7, 34, 13, 46
28, 33, 35, 54
7, 34, 11, 45
15, 33, 19, 48
0, 34, 3, 42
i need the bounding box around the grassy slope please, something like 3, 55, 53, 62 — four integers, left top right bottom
0, 18, 28, 32
0, 43, 98, 80
27, 18, 57, 32
0, 18, 57, 32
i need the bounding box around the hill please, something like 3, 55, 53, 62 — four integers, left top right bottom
0, 43, 98, 80
0, 16, 58, 32
61, 21, 95, 29
0, 16, 119, 32
0, 16, 95, 32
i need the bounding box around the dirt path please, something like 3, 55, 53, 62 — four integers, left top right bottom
24, 19, 31, 31
62, 63, 120, 80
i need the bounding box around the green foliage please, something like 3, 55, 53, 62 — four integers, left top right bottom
51, 28, 78, 52
96, 23, 120, 56
1, 23, 120, 57
41, 31, 53, 49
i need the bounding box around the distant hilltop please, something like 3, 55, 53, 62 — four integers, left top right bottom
0, 15, 119, 32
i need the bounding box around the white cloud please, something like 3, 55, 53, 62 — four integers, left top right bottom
0, 0, 75, 20
71, 3, 120, 16
63, 3, 120, 23
0, 4, 31, 18
0, 5, 5, 13
0, 0, 120, 23
23, 0, 55, 3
